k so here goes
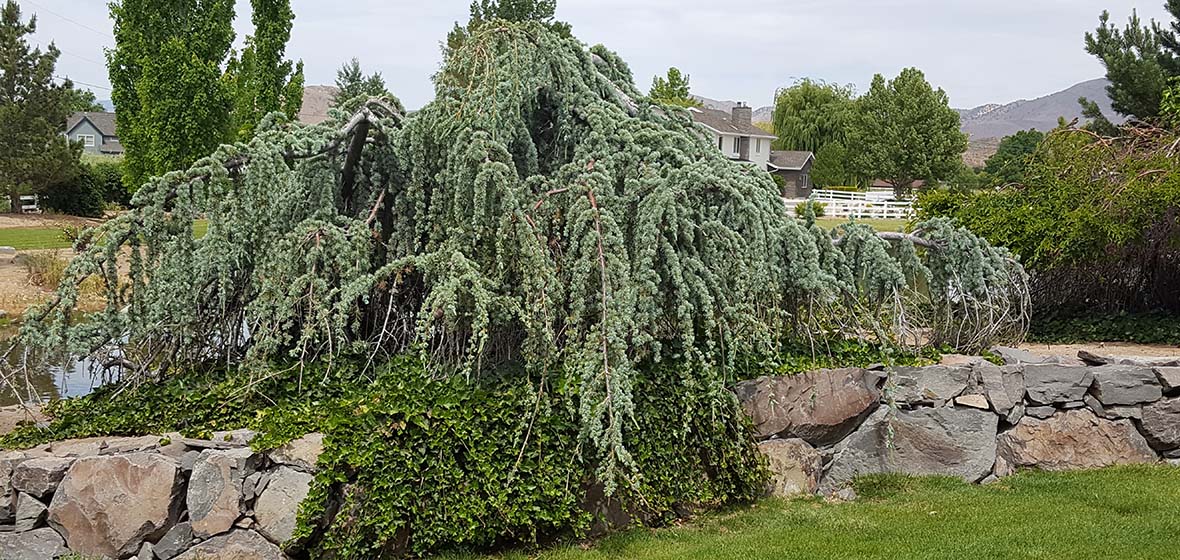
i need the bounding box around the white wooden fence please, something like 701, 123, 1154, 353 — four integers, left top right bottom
788, 189, 914, 220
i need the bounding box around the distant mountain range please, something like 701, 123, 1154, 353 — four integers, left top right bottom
695, 78, 1122, 166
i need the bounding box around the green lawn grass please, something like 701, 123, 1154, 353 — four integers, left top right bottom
446, 466, 1180, 560
814, 217, 910, 232
0, 220, 209, 250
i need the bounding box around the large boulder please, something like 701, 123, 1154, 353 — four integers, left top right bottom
1089, 365, 1162, 406
1023, 365, 1094, 405
821, 406, 998, 492
47, 453, 184, 558
992, 347, 1078, 366
0, 527, 70, 560
891, 365, 971, 405
174, 529, 289, 560
1141, 397, 1180, 451
254, 466, 313, 545
188, 447, 262, 538
996, 409, 1157, 474
11, 457, 74, 499
975, 361, 1025, 417
758, 439, 822, 497
269, 433, 324, 473
732, 368, 881, 445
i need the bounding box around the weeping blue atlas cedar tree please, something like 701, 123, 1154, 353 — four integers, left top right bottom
3, 17, 1028, 493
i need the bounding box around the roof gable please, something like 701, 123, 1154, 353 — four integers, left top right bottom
67, 112, 118, 137
768, 150, 814, 171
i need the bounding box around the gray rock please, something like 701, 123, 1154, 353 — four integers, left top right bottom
254, 466, 313, 545
1026, 406, 1056, 419
11, 457, 73, 499
0, 451, 27, 524
269, 433, 324, 473
891, 365, 972, 405
13, 493, 46, 532
1090, 365, 1162, 406
154, 521, 193, 560
1155, 367, 1180, 392
1084, 394, 1106, 417
138, 541, 155, 560
1062, 401, 1085, 409
758, 439, 822, 497
211, 429, 259, 446
1106, 405, 1143, 421
820, 406, 998, 492
101, 435, 163, 455
1023, 365, 1094, 405
48, 453, 184, 558
733, 368, 881, 445
244, 470, 272, 501
0, 527, 70, 560
829, 488, 858, 502
174, 530, 288, 560
997, 410, 1157, 473
1079, 351, 1180, 368
1141, 397, 1180, 451
976, 362, 1024, 416
1004, 403, 1026, 425
188, 447, 261, 538
992, 346, 1048, 365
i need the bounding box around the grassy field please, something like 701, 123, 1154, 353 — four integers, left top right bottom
446, 466, 1180, 560
814, 217, 910, 232
0, 220, 209, 250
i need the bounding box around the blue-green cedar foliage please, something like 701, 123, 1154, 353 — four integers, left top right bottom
16, 20, 1028, 493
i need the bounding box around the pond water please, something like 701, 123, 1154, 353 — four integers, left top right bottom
0, 346, 105, 407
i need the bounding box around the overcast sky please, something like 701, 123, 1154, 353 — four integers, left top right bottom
19, 0, 1174, 110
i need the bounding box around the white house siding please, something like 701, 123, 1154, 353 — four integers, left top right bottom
708, 131, 772, 168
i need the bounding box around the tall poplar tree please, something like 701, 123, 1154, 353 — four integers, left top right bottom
225, 0, 304, 140
0, 1, 80, 211
108, 0, 236, 189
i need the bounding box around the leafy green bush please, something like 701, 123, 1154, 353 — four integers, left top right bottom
1028, 312, 1180, 345
794, 200, 827, 218
2, 355, 766, 559
37, 165, 104, 217
88, 160, 130, 207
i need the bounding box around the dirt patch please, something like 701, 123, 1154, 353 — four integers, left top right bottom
0, 214, 103, 229
1019, 342, 1180, 358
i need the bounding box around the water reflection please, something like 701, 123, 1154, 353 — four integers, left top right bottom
0, 345, 106, 406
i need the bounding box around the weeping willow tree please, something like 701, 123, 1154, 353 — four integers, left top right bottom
3, 19, 1027, 491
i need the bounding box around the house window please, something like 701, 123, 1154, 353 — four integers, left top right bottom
733, 137, 740, 153
77, 134, 95, 147
756, 139, 761, 154
718, 136, 723, 150
801, 173, 811, 189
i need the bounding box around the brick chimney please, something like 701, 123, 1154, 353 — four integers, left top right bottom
731, 102, 753, 128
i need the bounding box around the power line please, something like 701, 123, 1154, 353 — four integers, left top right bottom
55, 75, 112, 92
22, 0, 115, 41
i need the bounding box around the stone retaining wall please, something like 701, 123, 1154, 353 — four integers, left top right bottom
735, 349, 1180, 498
0, 430, 323, 559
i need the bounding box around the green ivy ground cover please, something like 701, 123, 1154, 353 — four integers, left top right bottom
448, 466, 1180, 560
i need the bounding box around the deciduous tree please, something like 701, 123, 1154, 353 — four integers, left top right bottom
648, 67, 700, 108
65, 87, 104, 113
770, 79, 854, 153
107, 0, 236, 189
984, 129, 1044, 186
225, 0, 304, 140
847, 68, 967, 198
0, 1, 81, 211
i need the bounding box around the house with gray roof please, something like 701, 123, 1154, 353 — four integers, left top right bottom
66, 112, 123, 156
689, 102, 815, 198
688, 103, 775, 168
768, 150, 815, 198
